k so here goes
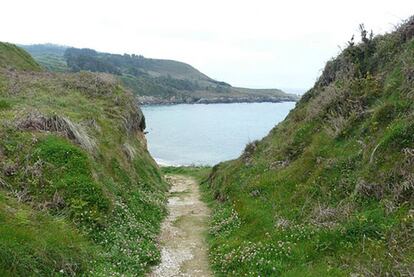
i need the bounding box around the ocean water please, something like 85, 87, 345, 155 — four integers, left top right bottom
141, 102, 296, 166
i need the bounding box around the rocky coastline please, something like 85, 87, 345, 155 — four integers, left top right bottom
137, 95, 299, 105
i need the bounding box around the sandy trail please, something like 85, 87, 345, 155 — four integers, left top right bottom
149, 175, 212, 277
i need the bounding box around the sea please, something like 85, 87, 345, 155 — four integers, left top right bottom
141, 102, 296, 166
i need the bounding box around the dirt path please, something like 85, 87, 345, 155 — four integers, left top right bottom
149, 175, 212, 277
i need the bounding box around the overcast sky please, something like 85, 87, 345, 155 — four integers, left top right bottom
1, 0, 413, 92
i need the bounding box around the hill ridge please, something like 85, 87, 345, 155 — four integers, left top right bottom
20, 43, 299, 104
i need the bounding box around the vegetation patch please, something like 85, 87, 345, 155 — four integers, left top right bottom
0, 99, 11, 110
0, 43, 168, 276
161, 166, 212, 182
204, 18, 414, 276
0, 191, 94, 276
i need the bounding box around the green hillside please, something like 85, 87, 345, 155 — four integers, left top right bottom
204, 19, 414, 276
0, 42, 42, 71
19, 43, 68, 72
21, 44, 298, 104
0, 42, 168, 276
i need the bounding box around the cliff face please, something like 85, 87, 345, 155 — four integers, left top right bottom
204, 18, 414, 276
0, 43, 167, 276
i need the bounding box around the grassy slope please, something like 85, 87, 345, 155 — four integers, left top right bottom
0, 42, 168, 276
204, 20, 414, 276
0, 43, 42, 72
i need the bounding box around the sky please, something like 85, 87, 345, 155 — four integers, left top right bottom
1, 0, 413, 92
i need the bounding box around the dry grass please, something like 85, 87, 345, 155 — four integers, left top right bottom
391, 148, 414, 203
309, 202, 354, 229
61, 72, 118, 96
123, 143, 137, 160
16, 110, 96, 152
355, 148, 414, 204
325, 112, 348, 138
304, 85, 342, 120
315, 54, 356, 88
241, 140, 259, 166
